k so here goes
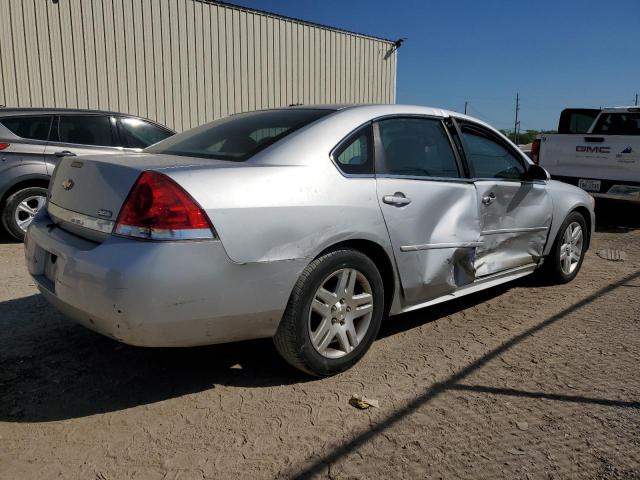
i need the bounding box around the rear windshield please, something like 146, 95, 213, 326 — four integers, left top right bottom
145, 109, 334, 161
591, 112, 640, 135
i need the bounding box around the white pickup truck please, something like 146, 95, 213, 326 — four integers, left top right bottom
533, 106, 640, 203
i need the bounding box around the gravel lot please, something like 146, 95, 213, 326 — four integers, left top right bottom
1, 200, 639, 479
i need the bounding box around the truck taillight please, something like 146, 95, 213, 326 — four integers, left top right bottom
113, 171, 216, 241
531, 139, 541, 165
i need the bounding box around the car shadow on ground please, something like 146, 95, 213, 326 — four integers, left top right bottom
0, 280, 519, 423
594, 198, 640, 233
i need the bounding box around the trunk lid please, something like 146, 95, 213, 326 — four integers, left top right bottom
47, 153, 234, 241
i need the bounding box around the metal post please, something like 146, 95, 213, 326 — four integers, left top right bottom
514, 93, 520, 144
464, 101, 468, 114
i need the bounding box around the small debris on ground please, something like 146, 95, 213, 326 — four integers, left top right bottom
597, 249, 627, 262
507, 448, 527, 456
516, 421, 529, 431
349, 394, 379, 409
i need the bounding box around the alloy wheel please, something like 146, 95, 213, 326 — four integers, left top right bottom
14, 195, 46, 232
308, 268, 374, 359
559, 221, 583, 275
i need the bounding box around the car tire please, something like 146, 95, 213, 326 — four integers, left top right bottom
543, 211, 588, 284
1, 187, 48, 242
273, 248, 385, 377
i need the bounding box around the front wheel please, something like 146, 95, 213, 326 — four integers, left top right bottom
1, 187, 48, 242
273, 249, 384, 377
544, 211, 587, 284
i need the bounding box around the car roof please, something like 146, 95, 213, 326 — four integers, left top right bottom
0, 107, 175, 132
600, 106, 640, 114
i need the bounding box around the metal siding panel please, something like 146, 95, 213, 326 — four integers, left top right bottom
201, 1, 214, 122
0, 0, 17, 106
210, 4, 222, 119
259, 15, 268, 109
278, 20, 286, 107
113, 0, 129, 111
58, 0, 78, 107
92, 0, 110, 111
34, 0, 54, 107
231, 9, 241, 114
22, 0, 43, 106
10, 0, 31, 106
71, 0, 89, 108
160, 0, 173, 127
82, 0, 99, 109
308, 27, 314, 104
186, 0, 197, 127
303, 25, 309, 104
169, 0, 183, 130
194, 0, 206, 125
121, 0, 137, 113
286, 22, 298, 105
219, 6, 231, 117
171, 0, 191, 130
245, 12, 255, 112
141, 0, 156, 120
266, 17, 275, 108
132, 0, 147, 117
101, 0, 118, 110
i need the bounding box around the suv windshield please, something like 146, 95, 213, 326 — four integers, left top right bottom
145, 109, 334, 161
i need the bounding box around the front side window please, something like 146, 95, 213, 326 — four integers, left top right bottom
1, 116, 52, 141
592, 113, 640, 135
461, 127, 525, 180
119, 118, 173, 148
333, 125, 373, 175
56, 115, 117, 147
146, 109, 334, 161
376, 117, 460, 178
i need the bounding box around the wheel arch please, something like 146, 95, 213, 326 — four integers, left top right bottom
314, 238, 398, 316
571, 205, 592, 250
1, 175, 50, 206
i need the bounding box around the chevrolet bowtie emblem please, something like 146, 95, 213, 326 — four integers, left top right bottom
62, 179, 75, 191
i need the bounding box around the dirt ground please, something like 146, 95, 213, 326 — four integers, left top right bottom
1, 199, 639, 480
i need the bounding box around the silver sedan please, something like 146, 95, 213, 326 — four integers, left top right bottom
25, 105, 595, 376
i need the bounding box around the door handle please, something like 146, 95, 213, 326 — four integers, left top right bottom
482, 192, 496, 205
54, 150, 77, 157
382, 193, 411, 206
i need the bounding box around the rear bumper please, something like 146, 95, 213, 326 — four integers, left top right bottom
551, 175, 640, 203
24, 211, 306, 347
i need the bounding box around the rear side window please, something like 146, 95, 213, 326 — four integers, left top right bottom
332, 125, 373, 175
592, 113, 640, 135
57, 115, 117, 146
376, 117, 460, 178
118, 117, 173, 148
145, 109, 334, 161
461, 127, 525, 180
1, 116, 52, 140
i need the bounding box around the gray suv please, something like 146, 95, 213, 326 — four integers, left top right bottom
0, 108, 174, 240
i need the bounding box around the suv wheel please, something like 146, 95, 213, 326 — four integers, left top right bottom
1, 187, 48, 241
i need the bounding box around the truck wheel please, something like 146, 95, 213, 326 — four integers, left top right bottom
1, 187, 48, 242
273, 248, 384, 377
544, 211, 587, 284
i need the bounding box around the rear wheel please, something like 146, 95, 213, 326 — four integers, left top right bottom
544, 211, 587, 283
1, 187, 48, 242
273, 249, 384, 377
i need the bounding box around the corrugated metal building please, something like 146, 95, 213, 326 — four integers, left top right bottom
0, 0, 397, 131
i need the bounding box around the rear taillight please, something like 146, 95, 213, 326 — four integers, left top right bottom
113, 171, 215, 240
531, 138, 541, 165
0, 143, 10, 150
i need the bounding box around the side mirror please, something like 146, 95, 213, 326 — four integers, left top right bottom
524, 164, 550, 181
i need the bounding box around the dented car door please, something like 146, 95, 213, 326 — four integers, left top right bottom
458, 122, 553, 276
374, 117, 482, 306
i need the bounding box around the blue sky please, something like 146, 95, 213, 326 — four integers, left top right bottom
230, 0, 639, 130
